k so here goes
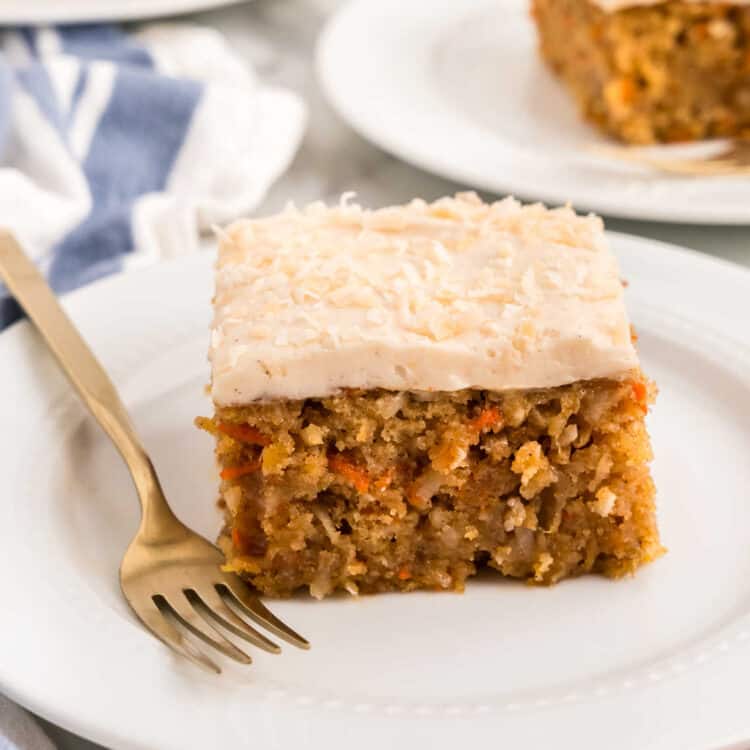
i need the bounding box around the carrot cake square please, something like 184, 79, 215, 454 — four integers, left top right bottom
532, 0, 750, 143
198, 193, 662, 598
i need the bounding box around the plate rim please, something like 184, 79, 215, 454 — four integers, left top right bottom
0, 0, 246, 24
2, 233, 750, 750
316, 0, 750, 226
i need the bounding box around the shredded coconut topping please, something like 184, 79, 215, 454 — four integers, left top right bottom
210, 193, 638, 404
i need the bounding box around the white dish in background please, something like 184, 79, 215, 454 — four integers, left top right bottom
0, 0, 244, 24
317, 0, 750, 225
2, 235, 750, 750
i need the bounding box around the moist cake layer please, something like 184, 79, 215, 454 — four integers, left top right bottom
199, 378, 661, 598
210, 193, 637, 404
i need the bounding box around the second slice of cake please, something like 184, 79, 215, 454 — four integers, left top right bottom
199, 193, 662, 598
532, 0, 750, 144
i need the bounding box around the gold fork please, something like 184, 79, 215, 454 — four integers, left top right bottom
0, 231, 309, 673
589, 138, 750, 176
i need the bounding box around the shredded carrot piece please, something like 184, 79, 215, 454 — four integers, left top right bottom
611, 76, 637, 106
328, 453, 370, 493
631, 381, 647, 402
231, 521, 267, 556
220, 460, 260, 481
405, 484, 420, 509
231, 527, 248, 552
631, 381, 648, 413
405, 485, 420, 508
397, 567, 412, 581
217, 422, 270, 446
471, 406, 503, 433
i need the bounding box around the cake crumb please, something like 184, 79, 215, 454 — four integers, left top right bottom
503, 497, 527, 532
592, 486, 617, 517
534, 552, 554, 581
301, 424, 326, 446
262, 441, 292, 475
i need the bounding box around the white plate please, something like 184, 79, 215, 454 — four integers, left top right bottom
0, 0, 244, 24
317, 0, 750, 225
2, 234, 750, 750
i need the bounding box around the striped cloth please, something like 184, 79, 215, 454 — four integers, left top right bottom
0, 21, 306, 750
0, 23, 306, 329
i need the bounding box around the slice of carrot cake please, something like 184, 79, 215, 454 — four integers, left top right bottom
532, 0, 750, 143
197, 193, 662, 598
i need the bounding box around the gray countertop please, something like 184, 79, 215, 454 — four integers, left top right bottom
37, 0, 749, 748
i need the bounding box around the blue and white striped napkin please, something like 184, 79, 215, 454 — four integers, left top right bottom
0, 21, 306, 749
0, 23, 306, 329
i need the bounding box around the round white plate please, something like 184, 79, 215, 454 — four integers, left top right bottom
317, 0, 750, 225
2, 235, 750, 750
0, 0, 245, 24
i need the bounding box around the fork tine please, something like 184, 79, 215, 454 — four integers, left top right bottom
219, 579, 310, 650
187, 588, 281, 654
128, 598, 221, 674
157, 593, 253, 665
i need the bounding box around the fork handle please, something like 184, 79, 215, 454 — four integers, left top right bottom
0, 230, 165, 518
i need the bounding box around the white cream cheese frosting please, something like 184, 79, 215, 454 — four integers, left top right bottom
210, 193, 638, 405
591, 0, 750, 11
